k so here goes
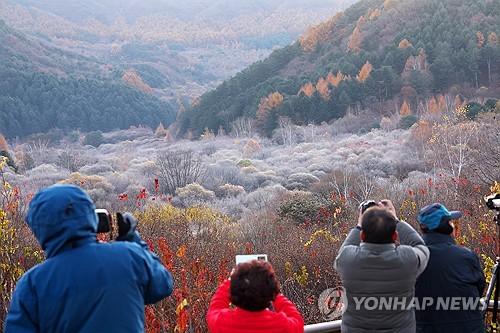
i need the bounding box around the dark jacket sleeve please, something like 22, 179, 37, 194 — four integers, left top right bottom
128, 232, 174, 304
4, 273, 39, 333
469, 252, 486, 296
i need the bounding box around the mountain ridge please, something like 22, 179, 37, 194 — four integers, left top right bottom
177, 0, 500, 137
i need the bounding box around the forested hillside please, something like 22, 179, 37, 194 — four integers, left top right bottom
178, 0, 500, 137
0, 20, 175, 138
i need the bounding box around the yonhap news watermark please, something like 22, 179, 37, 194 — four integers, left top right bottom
318, 287, 487, 320
350, 295, 485, 311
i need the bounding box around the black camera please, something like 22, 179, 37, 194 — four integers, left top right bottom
360, 200, 378, 213
95, 210, 136, 240
96, 209, 113, 233
485, 193, 500, 211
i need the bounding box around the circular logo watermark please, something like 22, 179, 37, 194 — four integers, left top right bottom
318, 287, 347, 320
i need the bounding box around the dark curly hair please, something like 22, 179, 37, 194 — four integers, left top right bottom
230, 260, 280, 311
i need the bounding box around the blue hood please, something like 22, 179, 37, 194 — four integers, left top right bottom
27, 184, 98, 258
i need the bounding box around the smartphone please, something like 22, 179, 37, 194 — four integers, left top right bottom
95, 209, 112, 233
235, 254, 268, 265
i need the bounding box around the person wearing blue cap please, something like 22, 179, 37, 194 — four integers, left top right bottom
415, 203, 485, 333
4, 184, 174, 333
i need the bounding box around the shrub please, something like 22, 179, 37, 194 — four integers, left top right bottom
286, 173, 320, 190
17, 150, 35, 172
24, 164, 69, 190
68, 130, 81, 143
217, 184, 246, 197
176, 183, 215, 205
0, 151, 17, 173
0, 160, 43, 327
79, 163, 115, 175
83, 131, 105, 147
242, 139, 261, 157
399, 115, 418, 129
204, 162, 241, 190
484, 99, 498, 112
156, 150, 204, 195
60, 173, 114, 207
56, 151, 86, 172
237, 159, 253, 168
277, 191, 345, 224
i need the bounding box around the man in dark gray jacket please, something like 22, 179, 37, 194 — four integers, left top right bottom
335, 200, 430, 333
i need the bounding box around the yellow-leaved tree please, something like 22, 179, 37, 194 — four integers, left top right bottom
0, 134, 8, 152
383, 0, 398, 10
155, 123, 168, 138
398, 39, 413, 49
316, 77, 331, 101
367, 8, 381, 20
437, 94, 447, 112
488, 32, 498, 45
327, 71, 345, 87
477, 31, 485, 48
427, 96, 439, 114
298, 82, 316, 97
347, 16, 365, 52
299, 13, 343, 52
400, 100, 412, 116
122, 70, 153, 94
357, 61, 373, 83
256, 92, 284, 131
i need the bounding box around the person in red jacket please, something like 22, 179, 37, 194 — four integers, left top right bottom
207, 260, 304, 333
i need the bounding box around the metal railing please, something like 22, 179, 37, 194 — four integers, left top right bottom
304, 320, 341, 333
303, 300, 498, 333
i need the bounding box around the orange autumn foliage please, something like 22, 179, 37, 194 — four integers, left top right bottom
316, 77, 331, 100
427, 95, 446, 114
326, 71, 345, 87
256, 92, 284, 127
122, 70, 154, 94
367, 8, 381, 20
437, 94, 447, 112
428, 96, 439, 114
347, 16, 365, 52
403, 49, 428, 73
488, 32, 498, 45
398, 39, 413, 49
383, 0, 398, 9
400, 100, 412, 116
0, 134, 8, 152
298, 82, 316, 97
357, 61, 373, 83
477, 31, 485, 48
299, 13, 343, 52
155, 123, 168, 138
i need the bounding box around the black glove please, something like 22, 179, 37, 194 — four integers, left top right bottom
116, 212, 138, 241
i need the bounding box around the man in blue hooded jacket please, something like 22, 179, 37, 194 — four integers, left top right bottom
4, 184, 174, 333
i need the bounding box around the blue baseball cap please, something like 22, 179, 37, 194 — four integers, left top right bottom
417, 203, 462, 231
